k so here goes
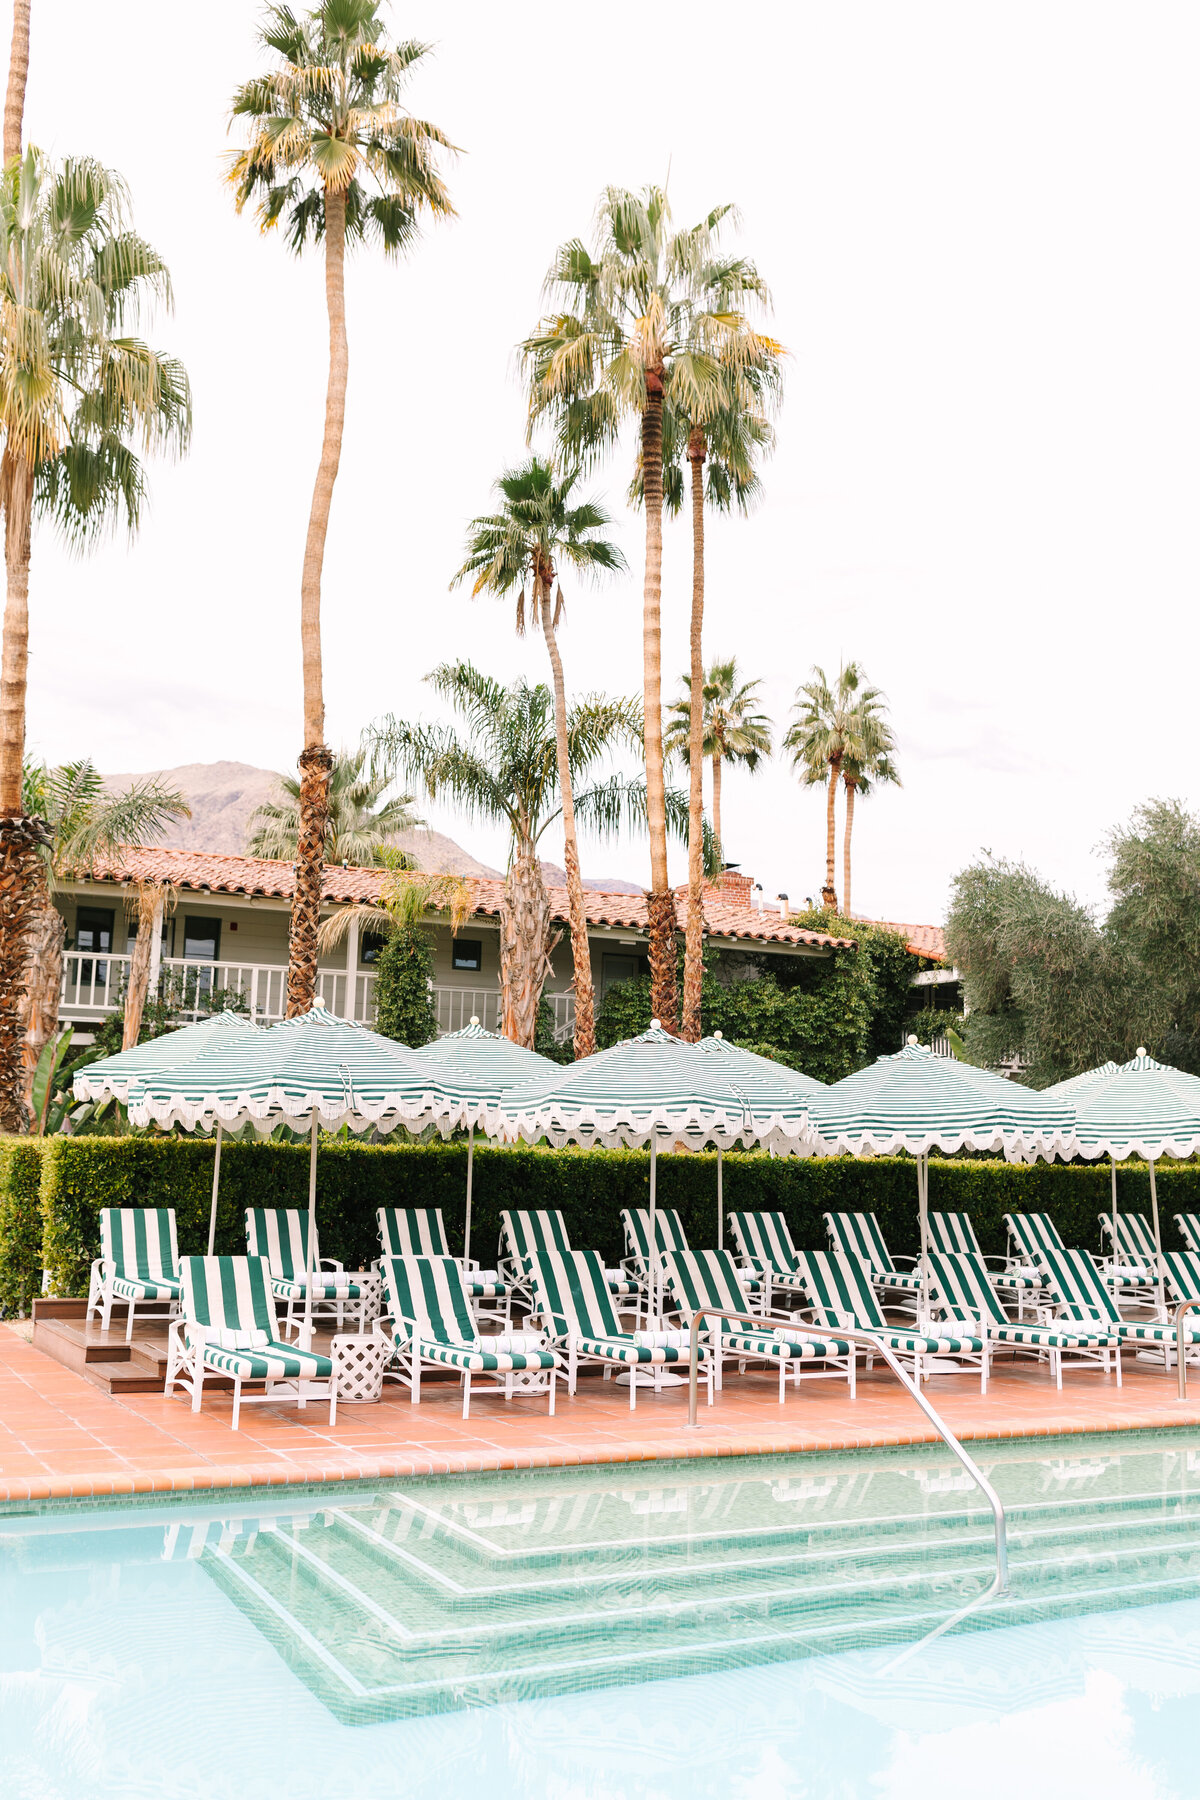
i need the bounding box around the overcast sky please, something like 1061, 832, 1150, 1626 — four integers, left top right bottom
15, 1, 1199, 925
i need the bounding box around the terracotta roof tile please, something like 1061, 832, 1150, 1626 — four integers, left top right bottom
64, 845, 858, 952
863, 918, 948, 961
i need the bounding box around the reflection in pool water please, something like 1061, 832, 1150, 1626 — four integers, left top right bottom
3, 1437, 1200, 1799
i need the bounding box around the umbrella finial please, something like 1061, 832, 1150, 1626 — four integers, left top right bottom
470, 1015, 479, 1026
907, 1033, 919, 1046
1137, 1045, 1147, 1057
713, 1030, 723, 1039
651, 1017, 661, 1030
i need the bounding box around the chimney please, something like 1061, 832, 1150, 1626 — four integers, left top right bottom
776, 892, 789, 920
751, 882, 765, 912
702, 867, 754, 907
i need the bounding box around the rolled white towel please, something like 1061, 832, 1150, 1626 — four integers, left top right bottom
207, 1327, 270, 1351
484, 1331, 549, 1355
633, 1328, 691, 1349
471, 1269, 502, 1283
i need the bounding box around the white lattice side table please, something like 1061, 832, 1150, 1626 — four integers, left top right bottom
331, 1326, 392, 1403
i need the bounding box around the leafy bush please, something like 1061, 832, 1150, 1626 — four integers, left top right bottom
0, 1139, 44, 1315
17, 1131, 1200, 1300
372, 927, 437, 1046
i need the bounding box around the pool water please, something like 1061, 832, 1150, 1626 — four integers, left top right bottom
5, 1432, 1200, 1799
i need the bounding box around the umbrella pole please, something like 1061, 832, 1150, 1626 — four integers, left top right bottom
928, 1152, 935, 1324
206, 1123, 223, 1256
464, 1124, 475, 1265
650, 1135, 658, 1326
1111, 1156, 1119, 1272
717, 1148, 724, 1250
301, 1117, 318, 1352
1149, 1158, 1166, 1322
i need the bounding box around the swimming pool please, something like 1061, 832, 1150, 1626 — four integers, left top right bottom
4, 1431, 1200, 1798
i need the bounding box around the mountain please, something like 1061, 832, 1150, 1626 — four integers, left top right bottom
98, 761, 641, 892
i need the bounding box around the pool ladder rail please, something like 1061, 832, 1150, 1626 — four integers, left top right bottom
682, 1304, 1010, 1598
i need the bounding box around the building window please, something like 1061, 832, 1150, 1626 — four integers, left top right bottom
451, 938, 483, 972
360, 931, 386, 966
75, 906, 114, 992
183, 917, 222, 962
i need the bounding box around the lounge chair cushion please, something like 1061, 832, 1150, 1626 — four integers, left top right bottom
111, 1274, 180, 1301
727, 1331, 850, 1360
199, 1339, 333, 1381
572, 1334, 703, 1366
416, 1339, 557, 1372
270, 1275, 364, 1301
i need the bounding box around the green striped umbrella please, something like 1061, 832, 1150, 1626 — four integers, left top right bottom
405, 1016, 557, 1262
72, 1010, 258, 1104
1046, 1049, 1200, 1318
126, 1001, 488, 1343
700, 1031, 825, 1248
810, 1038, 1075, 1316
491, 1020, 815, 1322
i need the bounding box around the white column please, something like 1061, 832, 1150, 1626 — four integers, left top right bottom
146, 895, 165, 1001
343, 913, 360, 1019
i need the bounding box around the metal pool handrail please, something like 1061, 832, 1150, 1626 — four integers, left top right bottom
683, 1304, 1010, 1596
1177, 1298, 1200, 1399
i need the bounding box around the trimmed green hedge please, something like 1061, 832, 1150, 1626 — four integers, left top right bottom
0, 1139, 45, 1314
7, 1134, 1200, 1303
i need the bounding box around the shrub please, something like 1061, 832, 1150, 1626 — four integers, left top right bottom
373, 927, 437, 1046
15, 1131, 1200, 1300
0, 1139, 44, 1315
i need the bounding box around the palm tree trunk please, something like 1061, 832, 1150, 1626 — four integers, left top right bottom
286, 182, 346, 1017
842, 775, 856, 921
711, 752, 723, 856
122, 884, 161, 1050
538, 577, 594, 1059
641, 372, 678, 1031
682, 427, 707, 1042
500, 834, 557, 1049
20, 876, 61, 1101
821, 756, 841, 910
3, 0, 29, 166
0, 11, 41, 1130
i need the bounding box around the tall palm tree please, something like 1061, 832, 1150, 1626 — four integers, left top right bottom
3, 0, 29, 165
523, 187, 768, 1032
229, 0, 453, 1020
247, 747, 420, 866
783, 663, 867, 912
665, 657, 773, 854
451, 457, 626, 1058
840, 693, 900, 920
368, 662, 700, 1048
20, 760, 190, 1085
644, 344, 782, 1038
0, 150, 190, 1127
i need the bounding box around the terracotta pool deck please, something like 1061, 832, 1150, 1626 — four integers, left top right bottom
5, 1320, 1200, 1502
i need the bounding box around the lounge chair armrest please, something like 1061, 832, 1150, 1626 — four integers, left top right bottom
889, 1255, 920, 1269
318, 1258, 344, 1273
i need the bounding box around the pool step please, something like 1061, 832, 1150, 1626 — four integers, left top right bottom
192, 1475, 1200, 1722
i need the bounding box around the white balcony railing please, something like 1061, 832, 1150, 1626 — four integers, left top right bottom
60, 951, 377, 1026
61, 950, 579, 1045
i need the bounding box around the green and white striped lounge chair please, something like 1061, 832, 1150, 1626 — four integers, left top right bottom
822, 1213, 923, 1315
926, 1250, 1121, 1389
245, 1208, 370, 1337
1163, 1251, 1200, 1307
1005, 1211, 1154, 1300
1176, 1214, 1200, 1254
928, 1210, 1042, 1312
165, 1255, 336, 1430
500, 1210, 640, 1311
793, 1251, 988, 1389
1031, 1244, 1200, 1367
660, 1248, 854, 1402
526, 1247, 714, 1411
86, 1208, 181, 1341
622, 1208, 764, 1304
726, 1211, 814, 1310
1098, 1212, 1162, 1293
376, 1208, 511, 1323
380, 1255, 558, 1419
